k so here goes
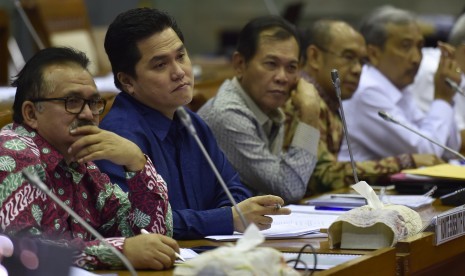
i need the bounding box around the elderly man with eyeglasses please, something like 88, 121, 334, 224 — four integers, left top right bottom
338, 6, 460, 164
282, 19, 442, 195
0, 47, 179, 271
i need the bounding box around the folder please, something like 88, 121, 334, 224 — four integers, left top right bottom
390, 172, 465, 197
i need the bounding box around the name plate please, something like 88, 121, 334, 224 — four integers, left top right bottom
434, 206, 465, 245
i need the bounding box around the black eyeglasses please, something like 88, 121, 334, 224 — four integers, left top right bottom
31, 96, 107, 115
317, 46, 369, 67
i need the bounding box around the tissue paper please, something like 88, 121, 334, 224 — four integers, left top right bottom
328, 181, 422, 249
173, 224, 299, 276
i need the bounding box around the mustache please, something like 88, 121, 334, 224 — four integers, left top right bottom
69, 120, 96, 130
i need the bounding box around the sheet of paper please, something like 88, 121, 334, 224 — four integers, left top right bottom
70, 267, 103, 276
283, 253, 361, 270
205, 212, 338, 241
286, 204, 347, 215
381, 195, 434, 209
177, 248, 199, 263
205, 231, 326, 242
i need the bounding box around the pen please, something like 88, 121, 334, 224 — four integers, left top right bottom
314, 206, 352, 211
140, 229, 186, 262
264, 203, 282, 210
272, 203, 282, 210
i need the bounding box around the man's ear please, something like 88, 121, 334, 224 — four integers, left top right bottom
22, 101, 39, 129
367, 44, 381, 66
232, 51, 246, 80
117, 72, 135, 95
306, 45, 323, 72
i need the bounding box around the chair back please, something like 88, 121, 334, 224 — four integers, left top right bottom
22, 0, 108, 76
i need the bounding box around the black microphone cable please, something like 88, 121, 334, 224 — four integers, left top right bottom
285, 243, 318, 275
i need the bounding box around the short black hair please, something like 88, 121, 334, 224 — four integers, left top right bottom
300, 19, 336, 65
236, 15, 301, 63
104, 8, 184, 91
11, 47, 90, 123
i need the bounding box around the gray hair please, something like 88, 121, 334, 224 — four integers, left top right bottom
360, 5, 417, 49
448, 14, 465, 46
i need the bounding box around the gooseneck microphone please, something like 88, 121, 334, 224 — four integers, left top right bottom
445, 77, 465, 97
22, 170, 137, 276
176, 106, 248, 230
378, 110, 465, 161
331, 69, 359, 183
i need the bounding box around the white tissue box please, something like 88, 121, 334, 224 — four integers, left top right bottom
328, 205, 422, 249
340, 222, 393, 249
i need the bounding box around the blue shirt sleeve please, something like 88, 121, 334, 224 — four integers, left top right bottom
98, 94, 251, 239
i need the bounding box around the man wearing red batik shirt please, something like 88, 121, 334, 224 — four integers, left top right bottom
0, 47, 178, 271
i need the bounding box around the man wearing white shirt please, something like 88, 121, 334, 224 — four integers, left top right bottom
409, 14, 465, 154
338, 6, 461, 162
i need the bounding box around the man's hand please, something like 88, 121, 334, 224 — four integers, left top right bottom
232, 195, 291, 233
123, 233, 179, 270
68, 126, 146, 171
412, 154, 445, 167
290, 78, 320, 128
434, 42, 461, 104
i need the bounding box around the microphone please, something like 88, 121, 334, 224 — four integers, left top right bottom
21, 170, 137, 276
445, 77, 465, 97
331, 69, 359, 183
176, 106, 248, 230
378, 110, 465, 161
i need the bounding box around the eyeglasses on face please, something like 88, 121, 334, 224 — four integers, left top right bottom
317, 46, 368, 67
30, 96, 107, 115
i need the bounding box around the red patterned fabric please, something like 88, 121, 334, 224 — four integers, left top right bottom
0, 123, 172, 270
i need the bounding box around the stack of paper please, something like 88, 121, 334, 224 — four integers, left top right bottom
380, 195, 434, 209
205, 212, 338, 241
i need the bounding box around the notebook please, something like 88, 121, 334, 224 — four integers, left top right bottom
283, 252, 361, 270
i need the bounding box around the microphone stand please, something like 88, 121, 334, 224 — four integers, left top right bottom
331, 69, 359, 183
378, 111, 465, 161
176, 106, 249, 231
22, 170, 137, 276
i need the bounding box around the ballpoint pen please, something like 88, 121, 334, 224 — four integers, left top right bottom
314, 206, 352, 211
265, 203, 282, 210
140, 229, 186, 262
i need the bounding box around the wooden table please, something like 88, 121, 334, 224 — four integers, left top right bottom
395, 200, 465, 275
396, 232, 465, 276
97, 190, 464, 276
97, 237, 396, 275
